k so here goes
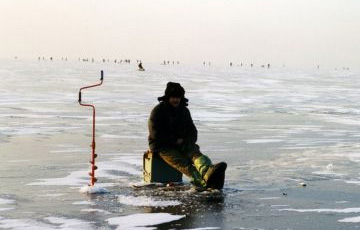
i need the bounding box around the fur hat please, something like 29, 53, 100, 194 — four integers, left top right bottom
165, 82, 185, 97
158, 82, 188, 104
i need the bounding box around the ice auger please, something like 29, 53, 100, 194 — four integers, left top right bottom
78, 70, 104, 186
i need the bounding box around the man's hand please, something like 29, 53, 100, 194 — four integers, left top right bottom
176, 138, 184, 145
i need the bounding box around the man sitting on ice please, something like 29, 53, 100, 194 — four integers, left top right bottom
148, 82, 227, 189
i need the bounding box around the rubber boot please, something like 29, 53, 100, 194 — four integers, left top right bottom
194, 155, 227, 190
204, 162, 227, 189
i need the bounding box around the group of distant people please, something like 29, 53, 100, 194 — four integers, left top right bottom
34, 57, 343, 70
105, 59, 131, 64
230, 62, 270, 68
38, 57, 58, 61
162, 60, 180, 65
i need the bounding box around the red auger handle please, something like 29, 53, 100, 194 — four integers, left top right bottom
78, 70, 104, 103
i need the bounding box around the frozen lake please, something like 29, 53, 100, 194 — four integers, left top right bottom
1, 59, 360, 229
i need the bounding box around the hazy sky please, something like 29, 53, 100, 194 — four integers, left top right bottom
1, 0, 359, 67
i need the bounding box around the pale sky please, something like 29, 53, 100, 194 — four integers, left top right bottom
1, 0, 359, 68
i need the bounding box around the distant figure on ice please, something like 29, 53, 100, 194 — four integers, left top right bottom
148, 82, 227, 189
138, 62, 145, 71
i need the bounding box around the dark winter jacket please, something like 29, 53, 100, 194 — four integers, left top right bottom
148, 101, 197, 153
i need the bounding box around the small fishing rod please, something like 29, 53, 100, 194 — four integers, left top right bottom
78, 70, 104, 186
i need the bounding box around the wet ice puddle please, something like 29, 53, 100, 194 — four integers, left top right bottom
276, 207, 360, 223
19, 153, 191, 229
